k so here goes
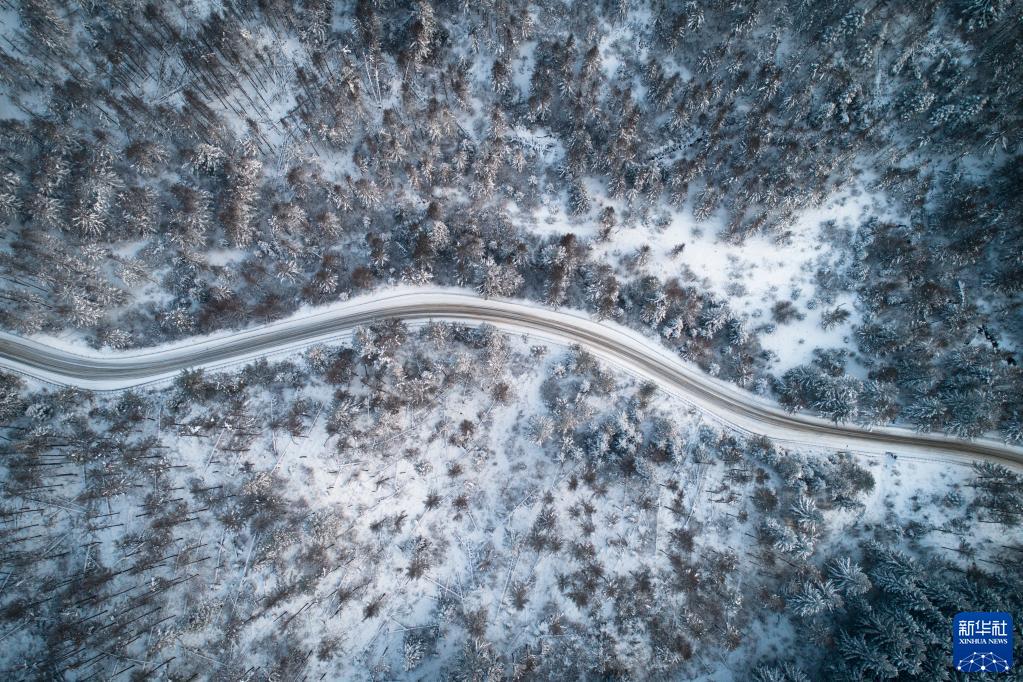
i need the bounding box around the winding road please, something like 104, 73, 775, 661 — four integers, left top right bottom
1, 288, 1020, 468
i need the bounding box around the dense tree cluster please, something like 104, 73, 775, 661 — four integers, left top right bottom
748, 457, 1023, 680
800, 171, 1023, 439
776, 348, 899, 425
850, 164, 1023, 440
757, 536, 1023, 680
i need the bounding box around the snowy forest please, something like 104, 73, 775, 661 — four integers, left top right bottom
0, 0, 1022, 679
0, 0, 1020, 438
1, 326, 1021, 679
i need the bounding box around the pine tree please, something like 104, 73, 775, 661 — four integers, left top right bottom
828, 557, 870, 597
568, 177, 591, 216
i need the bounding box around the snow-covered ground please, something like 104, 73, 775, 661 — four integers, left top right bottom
523, 179, 901, 374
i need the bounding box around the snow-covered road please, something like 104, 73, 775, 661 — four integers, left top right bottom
1, 288, 1020, 468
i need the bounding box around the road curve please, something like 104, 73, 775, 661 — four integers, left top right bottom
1, 288, 1021, 468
